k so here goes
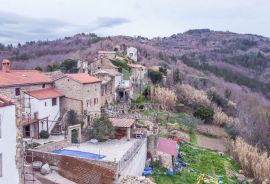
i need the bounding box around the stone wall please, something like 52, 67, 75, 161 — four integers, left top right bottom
0, 83, 53, 104
15, 104, 24, 184
147, 135, 158, 159
101, 80, 115, 106
26, 149, 117, 184
55, 77, 101, 125
35, 140, 71, 152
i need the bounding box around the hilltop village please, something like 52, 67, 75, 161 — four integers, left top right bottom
0, 44, 268, 184
0, 46, 156, 184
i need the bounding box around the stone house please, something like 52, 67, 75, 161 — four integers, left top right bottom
128, 64, 147, 93
54, 73, 102, 126
98, 51, 117, 60
77, 59, 89, 74
0, 60, 64, 139
0, 60, 54, 101
88, 57, 119, 74
93, 69, 123, 105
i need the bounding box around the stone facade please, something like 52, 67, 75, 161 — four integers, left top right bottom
94, 72, 116, 106
89, 57, 118, 74
26, 149, 117, 184
54, 77, 101, 125
98, 51, 117, 59
16, 105, 24, 184
0, 83, 53, 104
129, 64, 147, 85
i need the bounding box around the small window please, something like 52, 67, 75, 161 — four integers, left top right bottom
52, 98, 57, 106
42, 84, 45, 88
44, 102, 47, 107
15, 88, 20, 96
0, 153, 2, 177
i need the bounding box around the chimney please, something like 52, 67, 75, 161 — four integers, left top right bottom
2, 59, 11, 72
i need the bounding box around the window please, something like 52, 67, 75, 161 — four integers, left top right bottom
0, 153, 2, 177
42, 84, 45, 88
15, 88, 20, 96
52, 98, 57, 106
44, 102, 47, 107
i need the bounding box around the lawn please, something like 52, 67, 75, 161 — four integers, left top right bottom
152, 143, 240, 184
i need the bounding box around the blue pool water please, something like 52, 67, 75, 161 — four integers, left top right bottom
52, 149, 106, 160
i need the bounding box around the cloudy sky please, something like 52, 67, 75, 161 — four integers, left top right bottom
0, 0, 269, 44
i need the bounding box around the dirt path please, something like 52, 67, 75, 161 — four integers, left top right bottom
196, 134, 226, 152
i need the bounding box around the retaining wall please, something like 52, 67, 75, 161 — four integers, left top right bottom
27, 141, 117, 184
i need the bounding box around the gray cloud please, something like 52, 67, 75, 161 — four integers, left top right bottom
94, 17, 131, 28
0, 11, 131, 44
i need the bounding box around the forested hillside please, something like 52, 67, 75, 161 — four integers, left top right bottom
1, 29, 270, 151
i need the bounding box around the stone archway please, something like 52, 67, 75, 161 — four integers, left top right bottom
67, 124, 81, 144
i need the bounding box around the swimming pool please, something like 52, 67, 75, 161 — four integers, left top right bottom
52, 149, 106, 160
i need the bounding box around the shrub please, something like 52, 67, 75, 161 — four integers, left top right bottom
132, 94, 145, 104
39, 130, 49, 139
213, 107, 235, 126
71, 129, 79, 143
60, 59, 78, 73
176, 84, 210, 107
159, 66, 167, 75
111, 59, 131, 72
224, 124, 239, 139
150, 86, 177, 110
193, 106, 214, 124
67, 110, 79, 125
231, 138, 270, 184
148, 70, 163, 84
91, 115, 115, 142
207, 90, 228, 108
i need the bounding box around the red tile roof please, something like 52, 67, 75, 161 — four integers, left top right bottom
109, 118, 135, 128
157, 137, 177, 156
25, 88, 64, 100
0, 94, 13, 107
66, 73, 101, 84
0, 70, 53, 87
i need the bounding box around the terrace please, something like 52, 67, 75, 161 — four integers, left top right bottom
61, 137, 141, 162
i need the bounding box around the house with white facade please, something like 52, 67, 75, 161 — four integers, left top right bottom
127, 47, 138, 62
23, 88, 64, 138
0, 59, 65, 139
0, 95, 20, 184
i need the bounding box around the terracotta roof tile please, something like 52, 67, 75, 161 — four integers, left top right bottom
0, 94, 13, 107
109, 118, 135, 128
25, 88, 64, 100
66, 73, 101, 84
0, 70, 53, 87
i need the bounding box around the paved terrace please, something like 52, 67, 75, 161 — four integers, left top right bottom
64, 137, 139, 162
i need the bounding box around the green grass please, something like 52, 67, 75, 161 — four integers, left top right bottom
152, 144, 239, 184
189, 132, 197, 145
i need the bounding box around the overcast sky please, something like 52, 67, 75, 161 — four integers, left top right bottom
0, 0, 269, 44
